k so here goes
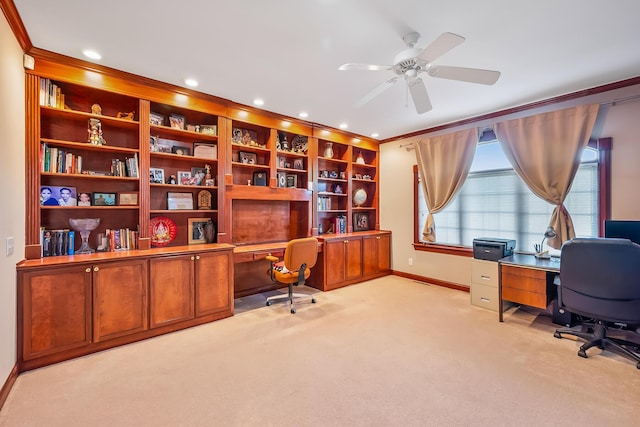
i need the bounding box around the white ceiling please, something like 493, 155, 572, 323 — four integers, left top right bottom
13, 0, 640, 140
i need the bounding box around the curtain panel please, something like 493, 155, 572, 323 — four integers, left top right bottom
495, 103, 599, 249
415, 128, 476, 242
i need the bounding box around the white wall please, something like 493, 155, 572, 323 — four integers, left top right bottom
380, 85, 640, 287
0, 13, 25, 382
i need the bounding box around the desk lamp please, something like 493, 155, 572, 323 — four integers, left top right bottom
535, 227, 557, 259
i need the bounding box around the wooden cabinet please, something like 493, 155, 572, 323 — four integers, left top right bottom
93, 259, 148, 342
501, 264, 553, 309
362, 232, 391, 276
325, 236, 363, 288
19, 265, 92, 361
149, 249, 232, 326
317, 139, 350, 234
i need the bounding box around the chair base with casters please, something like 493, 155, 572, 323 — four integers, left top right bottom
265, 237, 319, 314
554, 320, 640, 369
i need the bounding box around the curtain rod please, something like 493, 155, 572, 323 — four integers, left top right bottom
399, 143, 415, 151
600, 93, 640, 106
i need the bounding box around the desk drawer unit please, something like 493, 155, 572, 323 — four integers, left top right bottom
471, 260, 499, 311
501, 265, 548, 309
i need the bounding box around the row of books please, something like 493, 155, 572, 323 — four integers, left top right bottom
318, 196, 333, 211
102, 228, 140, 251
41, 144, 83, 174
332, 215, 348, 234
111, 155, 139, 178
41, 228, 75, 257
39, 78, 65, 108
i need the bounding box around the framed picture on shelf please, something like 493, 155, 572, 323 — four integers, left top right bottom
177, 170, 192, 185
167, 192, 193, 210
193, 143, 217, 159
277, 172, 287, 188
150, 167, 165, 184
150, 135, 159, 152
118, 192, 138, 206
171, 145, 191, 156
40, 185, 77, 206
285, 174, 297, 188
149, 112, 164, 126
353, 213, 369, 232
169, 113, 186, 130
155, 138, 172, 153
200, 125, 217, 136
188, 218, 209, 244
293, 158, 304, 170
93, 192, 116, 206
278, 157, 285, 168
77, 192, 92, 206
238, 151, 257, 165
191, 167, 207, 185
252, 170, 268, 186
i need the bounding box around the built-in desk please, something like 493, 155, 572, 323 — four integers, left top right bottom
498, 253, 560, 322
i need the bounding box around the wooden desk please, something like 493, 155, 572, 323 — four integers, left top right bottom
498, 254, 560, 322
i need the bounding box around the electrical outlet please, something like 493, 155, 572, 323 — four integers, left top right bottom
6, 237, 14, 256
408, 257, 413, 266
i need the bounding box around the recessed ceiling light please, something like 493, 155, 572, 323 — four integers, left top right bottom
371, 133, 379, 138
184, 78, 198, 88
299, 112, 308, 118
353, 138, 361, 143
253, 98, 264, 106
339, 123, 348, 129
82, 49, 101, 60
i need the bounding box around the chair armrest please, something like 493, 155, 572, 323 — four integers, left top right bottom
265, 255, 279, 262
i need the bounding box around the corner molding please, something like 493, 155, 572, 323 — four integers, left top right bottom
0, 363, 19, 411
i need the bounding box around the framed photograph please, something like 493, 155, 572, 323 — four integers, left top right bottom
40, 185, 77, 206
277, 172, 287, 188
77, 192, 92, 206
293, 158, 304, 170
171, 145, 191, 156
238, 151, 257, 165
155, 138, 173, 153
278, 157, 285, 168
191, 167, 207, 185
286, 174, 298, 188
150, 112, 164, 126
150, 167, 165, 184
177, 170, 192, 185
188, 218, 209, 244
169, 113, 186, 130
200, 125, 217, 136
353, 213, 369, 232
252, 170, 268, 186
167, 192, 193, 210
93, 192, 116, 206
150, 136, 159, 152
118, 191, 138, 206
193, 143, 217, 159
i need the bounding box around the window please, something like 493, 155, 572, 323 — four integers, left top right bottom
415, 140, 607, 254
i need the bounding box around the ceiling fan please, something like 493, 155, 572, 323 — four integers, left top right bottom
338, 32, 501, 114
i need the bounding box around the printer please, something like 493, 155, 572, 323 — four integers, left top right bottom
472, 238, 516, 261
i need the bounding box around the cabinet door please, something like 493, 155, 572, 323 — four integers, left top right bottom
345, 237, 363, 281
93, 259, 148, 342
21, 265, 92, 360
325, 239, 347, 286
149, 255, 194, 328
377, 233, 391, 272
195, 251, 232, 316
362, 235, 379, 276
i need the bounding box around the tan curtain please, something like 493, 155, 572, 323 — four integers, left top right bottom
415, 128, 477, 242
495, 103, 599, 249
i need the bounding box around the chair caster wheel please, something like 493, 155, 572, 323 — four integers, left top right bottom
554, 331, 562, 339
578, 349, 588, 358
311, 298, 316, 304
266, 301, 272, 306
291, 308, 296, 314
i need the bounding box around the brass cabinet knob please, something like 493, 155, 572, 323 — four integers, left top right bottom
191, 256, 195, 261
85, 267, 91, 273
196, 255, 200, 260
93, 267, 99, 272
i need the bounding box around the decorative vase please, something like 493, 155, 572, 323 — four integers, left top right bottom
356, 151, 365, 164
324, 142, 334, 159
204, 220, 216, 243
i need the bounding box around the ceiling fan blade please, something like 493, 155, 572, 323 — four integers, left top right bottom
416, 32, 465, 64
407, 77, 432, 114
338, 63, 392, 71
427, 65, 501, 85
354, 77, 399, 107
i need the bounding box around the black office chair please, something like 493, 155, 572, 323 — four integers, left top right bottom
265, 237, 318, 314
554, 238, 640, 368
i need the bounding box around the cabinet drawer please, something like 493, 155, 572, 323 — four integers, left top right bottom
471, 260, 498, 287
502, 271, 546, 293
501, 287, 548, 309
471, 283, 500, 312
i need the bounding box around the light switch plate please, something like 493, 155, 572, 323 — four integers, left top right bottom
6, 237, 14, 256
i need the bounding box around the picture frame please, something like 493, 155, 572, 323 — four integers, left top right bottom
150, 135, 159, 152
278, 156, 285, 168
277, 171, 287, 188
293, 158, 304, 170
93, 192, 116, 206
191, 167, 207, 185
77, 192, 92, 206
169, 113, 186, 130
188, 218, 209, 244
118, 191, 138, 206
149, 112, 164, 126
150, 167, 165, 184
285, 174, 298, 188
252, 170, 268, 186
167, 192, 193, 210
238, 151, 257, 165
193, 143, 218, 159
353, 213, 369, 232
177, 170, 192, 185
171, 145, 191, 156
155, 138, 173, 153
40, 185, 77, 206
200, 125, 217, 136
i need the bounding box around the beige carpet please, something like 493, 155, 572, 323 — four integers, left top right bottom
1, 276, 639, 426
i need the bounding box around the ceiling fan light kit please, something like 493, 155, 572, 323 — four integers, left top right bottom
339, 32, 501, 114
